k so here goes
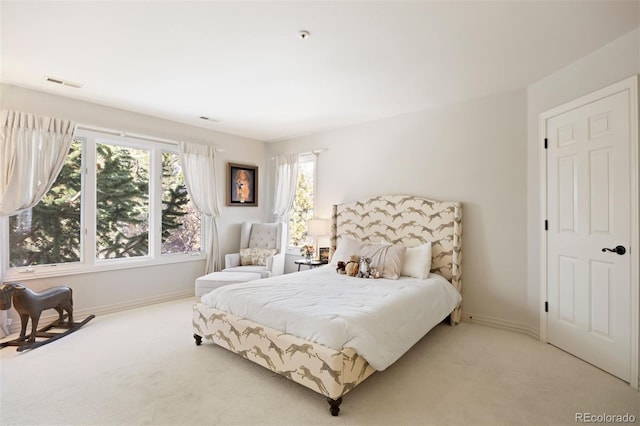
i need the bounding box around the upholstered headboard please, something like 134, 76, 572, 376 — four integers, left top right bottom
330, 194, 462, 324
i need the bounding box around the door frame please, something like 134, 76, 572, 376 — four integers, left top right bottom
539, 75, 639, 389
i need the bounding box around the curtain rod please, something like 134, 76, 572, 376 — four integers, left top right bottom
76, 124, 225, 152
271, 149, 326, 160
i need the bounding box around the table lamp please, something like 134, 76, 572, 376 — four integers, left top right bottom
306, 218, 330, 260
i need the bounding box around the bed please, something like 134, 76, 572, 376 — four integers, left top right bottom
192, 194, 462, 415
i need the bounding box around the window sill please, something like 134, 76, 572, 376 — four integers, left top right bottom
3, 253, 206, 282
286, 247, 304, 257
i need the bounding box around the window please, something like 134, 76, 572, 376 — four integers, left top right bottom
9, 139, 83, 267
4, 129, 202, 277
96, 142, 150, 259
288, 154, 315, 249
161, 152, 201, 254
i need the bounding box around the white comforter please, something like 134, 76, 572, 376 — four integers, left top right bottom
200, 266, 461, 371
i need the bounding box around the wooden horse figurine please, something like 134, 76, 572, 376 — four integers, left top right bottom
0, 282, 94, 351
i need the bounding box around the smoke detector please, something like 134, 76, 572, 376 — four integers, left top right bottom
298, 30, 310, 40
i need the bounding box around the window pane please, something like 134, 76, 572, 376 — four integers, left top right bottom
161, 152, 201, 254
96, 143, 149, 259
9, 139, 83, 267
289, 158, 314, 248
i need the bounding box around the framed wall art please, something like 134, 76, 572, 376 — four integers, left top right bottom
227, 162, 258, 206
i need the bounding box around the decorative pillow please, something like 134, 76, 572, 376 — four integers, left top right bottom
330, 238, 367, 266
361, 243, 406, 280
401, 243, 432, 279
240, 247, 278, 266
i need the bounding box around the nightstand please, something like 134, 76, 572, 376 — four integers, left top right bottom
294, 259, 326, 271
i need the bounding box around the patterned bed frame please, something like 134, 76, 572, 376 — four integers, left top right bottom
192, 195, 462, 416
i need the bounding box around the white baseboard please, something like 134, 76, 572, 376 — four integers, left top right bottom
462, 312, 540, 340
4, 289, 195, 335
3, 295, 540, 341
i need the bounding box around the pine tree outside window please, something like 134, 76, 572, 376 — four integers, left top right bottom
96, 142, 150, 259
161, 152, 201, 254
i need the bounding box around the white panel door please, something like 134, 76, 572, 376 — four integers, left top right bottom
546, 89, 631, 381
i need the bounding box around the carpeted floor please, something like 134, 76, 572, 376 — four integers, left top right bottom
1, 297, 638, 425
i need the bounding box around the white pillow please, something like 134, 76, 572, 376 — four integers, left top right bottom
401, 243, 432, 279
371, 243, 406, 280
329, 238, 366, 266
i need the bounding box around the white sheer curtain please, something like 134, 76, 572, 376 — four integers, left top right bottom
272, 154, 299, 224
0, 110, 76, 214
0, 109, 76, 337
178, 141, 221, 274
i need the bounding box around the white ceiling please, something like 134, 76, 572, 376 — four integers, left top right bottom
1, 1, 638, 142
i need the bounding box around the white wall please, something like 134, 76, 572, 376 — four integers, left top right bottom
526, 29, 640, 331
267, 89, 530, 328
1, 84, 267, 323
4, 26, 637, 336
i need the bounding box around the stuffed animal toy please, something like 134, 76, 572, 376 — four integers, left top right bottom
336, 261, 346, 274
357, 257, 372, 278
345, 255, 360, 277
370, 267, 381, 279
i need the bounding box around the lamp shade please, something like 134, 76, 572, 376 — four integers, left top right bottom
307, 218, 330, 237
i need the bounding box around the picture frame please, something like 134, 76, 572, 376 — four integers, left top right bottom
318, 247, 330, 263
227, 162, 258, 206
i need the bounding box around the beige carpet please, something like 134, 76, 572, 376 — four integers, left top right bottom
1, 297, 638, 426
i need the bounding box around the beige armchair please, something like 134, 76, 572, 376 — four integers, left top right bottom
223, 222, 286, 278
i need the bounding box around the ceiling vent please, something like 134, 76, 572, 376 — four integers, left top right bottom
44, 75, 82, 89
199, 116, 219, 122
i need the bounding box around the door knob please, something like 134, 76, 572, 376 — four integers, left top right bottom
602, 245, 626, 255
